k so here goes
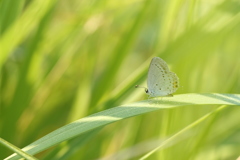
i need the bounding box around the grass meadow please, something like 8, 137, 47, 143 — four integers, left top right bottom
0, 0, 240, 159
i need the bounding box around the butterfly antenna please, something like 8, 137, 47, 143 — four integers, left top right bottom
135, 85, 148, 93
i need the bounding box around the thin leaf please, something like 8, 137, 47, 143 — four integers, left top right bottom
5, 93, 240, 160
139, 105, 227, 160
0, 0, 57, 67
0, 138, 38, 160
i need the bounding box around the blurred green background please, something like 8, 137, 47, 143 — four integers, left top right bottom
0, 0, 240, 159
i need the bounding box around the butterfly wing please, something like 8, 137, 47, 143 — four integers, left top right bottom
147, 57, 179, 97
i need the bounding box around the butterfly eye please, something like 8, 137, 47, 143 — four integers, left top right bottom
145, 89, 148, 93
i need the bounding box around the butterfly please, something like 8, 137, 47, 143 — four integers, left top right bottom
136, 57, 179, 97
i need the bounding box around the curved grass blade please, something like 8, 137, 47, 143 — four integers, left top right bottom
98, 105, 227, 160
139, 105, 227, 160
0, 138, 38, 160
5, 93, 240, 160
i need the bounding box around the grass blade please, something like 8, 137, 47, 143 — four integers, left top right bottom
5, 93, 240, 160
139, 105, 227, 160
0, 138, 38, 160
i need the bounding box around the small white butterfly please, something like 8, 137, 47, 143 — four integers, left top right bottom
136, 57, 179, 97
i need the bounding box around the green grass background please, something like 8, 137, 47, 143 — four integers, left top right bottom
0, 0, 240, 159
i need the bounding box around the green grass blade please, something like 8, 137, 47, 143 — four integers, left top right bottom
90, 0, 154, 107
139, 105, 227, 160
99, 105, 226, 160
0, 0, 25, 34
5, 93, 240, 160
0, 138, 38, 160
0, 0, 57, 67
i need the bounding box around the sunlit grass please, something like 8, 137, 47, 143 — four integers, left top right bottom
1, 0, 240, 159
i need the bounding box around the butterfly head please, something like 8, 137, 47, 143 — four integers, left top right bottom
135, 85, 149, 94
